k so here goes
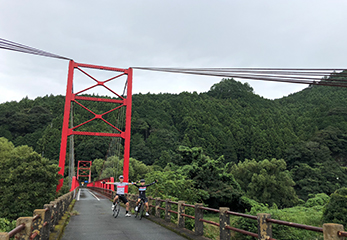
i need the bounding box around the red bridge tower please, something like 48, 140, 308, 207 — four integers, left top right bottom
56, 60, 133, 192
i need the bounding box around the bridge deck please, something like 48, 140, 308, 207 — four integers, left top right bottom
62, 188, 187, 240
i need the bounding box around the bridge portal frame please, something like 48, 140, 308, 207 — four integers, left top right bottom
77, 161, 92, 183
56, 60, 133, 192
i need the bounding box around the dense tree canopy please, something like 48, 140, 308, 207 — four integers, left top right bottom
231, 158, 299, 208
177, 146, 243, 208
0, 138, 61, 220
322, 187, 347, 228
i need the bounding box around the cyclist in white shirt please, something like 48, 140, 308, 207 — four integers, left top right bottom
104, 175, 134, 217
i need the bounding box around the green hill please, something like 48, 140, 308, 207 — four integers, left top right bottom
1, 73, 347, 202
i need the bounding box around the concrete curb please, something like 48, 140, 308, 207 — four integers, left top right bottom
49, 200, 76, 240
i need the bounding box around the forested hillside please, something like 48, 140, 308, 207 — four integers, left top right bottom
1, 74, 347, 203
2, 73, 347, 236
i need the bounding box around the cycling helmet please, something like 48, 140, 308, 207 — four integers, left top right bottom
140, 179, 145, 182
119, 175, 124, 179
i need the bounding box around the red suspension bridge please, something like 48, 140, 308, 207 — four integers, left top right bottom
1, 38, 347, 240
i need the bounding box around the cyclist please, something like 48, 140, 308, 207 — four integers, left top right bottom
104, 175, 134, 217
133, 179, 158, 216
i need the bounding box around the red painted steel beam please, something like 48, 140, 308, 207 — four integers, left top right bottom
75, 95, 124, 104
57, 60, 75, 191
76, 62, 128, 72
123, 68, 133, 192
70, 131, 123, 138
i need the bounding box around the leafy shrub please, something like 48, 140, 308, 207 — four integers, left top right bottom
141, 169, 208, 203
322, 187, 347, 228
305, 193, 330, 208
0, 218, 16, 232
232, 158, 299, 208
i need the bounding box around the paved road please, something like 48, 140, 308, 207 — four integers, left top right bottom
62, 188, 186, 240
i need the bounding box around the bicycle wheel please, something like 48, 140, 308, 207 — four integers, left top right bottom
139, 201, 145, 220
135, 202, 141, 218
113, 202, 120, 218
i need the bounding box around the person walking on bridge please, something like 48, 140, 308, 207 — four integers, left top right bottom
134, 179, 158, 216
104, 175, 134, 217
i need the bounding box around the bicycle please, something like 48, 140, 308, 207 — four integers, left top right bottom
112, 198, 120, 218
135, 198, 145, 220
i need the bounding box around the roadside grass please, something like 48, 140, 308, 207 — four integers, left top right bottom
203, 214, 239, 240
203, 214, 220, 240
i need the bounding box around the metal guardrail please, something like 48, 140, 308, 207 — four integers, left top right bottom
8, 223, 25, 238
0, 190, 77, 240
267, 218, 323, 233
90, 186, 347, 240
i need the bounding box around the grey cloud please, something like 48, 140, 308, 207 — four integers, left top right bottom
1, 0, 347, 103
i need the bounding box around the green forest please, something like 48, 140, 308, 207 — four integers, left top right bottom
1, 72, 347, 239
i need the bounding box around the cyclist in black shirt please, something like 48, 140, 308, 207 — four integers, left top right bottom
133, 179, 157, 216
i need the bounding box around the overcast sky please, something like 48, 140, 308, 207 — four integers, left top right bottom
1, 0, 347, 103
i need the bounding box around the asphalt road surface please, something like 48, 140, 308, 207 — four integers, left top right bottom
61, 188, 187, 240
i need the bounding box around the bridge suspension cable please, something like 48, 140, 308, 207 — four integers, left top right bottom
132, 67, 347, 88
0, 37, 71, 60
2, 38, 346, 87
